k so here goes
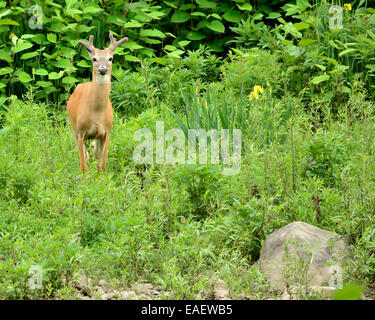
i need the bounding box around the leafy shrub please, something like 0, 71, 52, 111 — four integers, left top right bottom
174, 165, 225, 218
80, 214, 104, 248
302, 133, 348, 187
221, 48, 283, 96
111, 71, 148, 116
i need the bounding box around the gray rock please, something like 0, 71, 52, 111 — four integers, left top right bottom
260, 221, 348, 291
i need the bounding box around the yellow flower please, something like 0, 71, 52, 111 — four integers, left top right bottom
249, 85, 264, 101
254, 85, 264, 94
344, 3, 352, 11
9, 32, 16, 39
249, 91, 259, 100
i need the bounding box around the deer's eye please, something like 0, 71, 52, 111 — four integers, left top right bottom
92, 57, 97, 62
108, 57, 113, 62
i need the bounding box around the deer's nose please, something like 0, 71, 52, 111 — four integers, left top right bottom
98, 67, 107, 75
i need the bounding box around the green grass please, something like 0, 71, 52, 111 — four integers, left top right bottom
0, 78, 374, 300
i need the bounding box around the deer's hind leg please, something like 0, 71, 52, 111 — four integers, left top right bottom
92, 139, 102, 160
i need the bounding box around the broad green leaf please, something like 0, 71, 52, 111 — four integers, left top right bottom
186, 31, 206, 41
14, 41, 33, 53
62, 76, 78, 84
342, 86, 351, 94
20, 34, 35, 40
298, 38, 316, 47
0, 67, 13, 75
31, 33, 46, 45
124, 20, 143, 28
311, 74, 330, 84
36, 81, 52, 88
283, 22, 301, 38
35, 69, 48, 76
0, 9, 11, 19
77, 60, 91, 68
253, 13, 264, 20
77, 25, 94, 33
267, 12, 281, 19
18, 72, 32, 83
164, 45, 177, 51
53, 58, 72, 69
287, 44, 300, 57
125, 55, 141, 62
177, 40, 190, 48
0, 49, 12, 63
171, 10, 190, 23
195, 0, 216, 9
21, 52, 39, 59
209, 13, 221, 20
142, 37, 161, 45
43, 86, 57, 95
0, 18, 19, 25
140, 29, 166, 38
206, 20, 225, 33
293, 22, 310, 31
237, 3, 252, 11
148, 11, 166, 19
135, 13, 152, 23
65, 8, 83, 16
163, 1, 177, 8
150, 57, 167, 65
47, 33, 57, 43
140, 48, 155, 58
48, 71, 64, 80
83, 6, 103, 14
223, 10, 241, 23
165, 32, 177, 39
60, 47, 77, 59
123, 42, 144, 50
167, 49, 184, 58
191, 12, 206, 17
62, 23, 78, 32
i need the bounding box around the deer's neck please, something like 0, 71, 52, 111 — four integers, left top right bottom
90, 74, 111, 111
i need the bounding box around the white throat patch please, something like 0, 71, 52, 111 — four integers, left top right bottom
96, 74, 110, 84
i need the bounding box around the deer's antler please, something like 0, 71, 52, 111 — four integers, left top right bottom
78, 35, 95, 53
107, 33, 128, 52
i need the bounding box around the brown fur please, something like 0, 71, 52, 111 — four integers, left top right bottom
67, 34, 127, 173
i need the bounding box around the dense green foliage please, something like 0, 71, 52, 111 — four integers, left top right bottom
0, 0, 375, 300
1, 0, 375, 106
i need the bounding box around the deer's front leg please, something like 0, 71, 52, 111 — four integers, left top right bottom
98, 133, 110, 171
77, 134, 86, 173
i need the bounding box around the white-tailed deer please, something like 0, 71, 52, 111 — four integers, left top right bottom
67, 34, 128, 173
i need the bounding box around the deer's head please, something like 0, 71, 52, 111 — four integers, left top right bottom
78, 34, 128, 82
